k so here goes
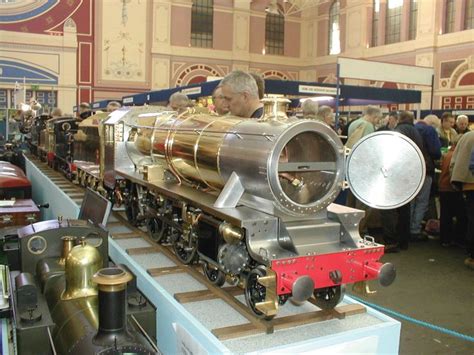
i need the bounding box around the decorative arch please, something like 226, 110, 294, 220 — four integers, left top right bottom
261, 70, 290, 80
450, 61, 469, 88
0, 59, 58, 84
457, 71, 474, 87
175, 64, 226, 86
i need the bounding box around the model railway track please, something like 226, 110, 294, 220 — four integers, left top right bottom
29, 155, 367, 340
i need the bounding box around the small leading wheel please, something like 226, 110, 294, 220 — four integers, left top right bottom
313, 285, 345, 310
172, 230, 198, 264
244, 267, 275, 320
146, 217, 168, 243
202, 262, 226, 287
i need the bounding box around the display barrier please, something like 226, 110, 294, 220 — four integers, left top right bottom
24, 156, 80, 220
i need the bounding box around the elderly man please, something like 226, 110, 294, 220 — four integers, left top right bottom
219, 70, 263, 118
456, 115, 470, 135
316, 106, 334, 127
301, 99, 318, 120
346, 105, 382, 148
168, 92, 190, 114
346, 105, 382, 236
212, 86, 230, 115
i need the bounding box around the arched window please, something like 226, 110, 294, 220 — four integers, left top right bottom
191, 0, 213, 48
371, 0, 380, 47
265, 13, 285, 55
444, 0, 455, 33
328, 1, 340, 55
408, 0, 418, 40
385, 0, 402, 44
465, 0, 474, 30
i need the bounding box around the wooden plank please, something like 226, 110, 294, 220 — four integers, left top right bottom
332, 304, 366, 318
174, 289, 217, 304
272, 309, 338, 330
111, 232, 141, 240
212, 323, 265, 340
126, 246, 156, 255
147, 266, 184, 277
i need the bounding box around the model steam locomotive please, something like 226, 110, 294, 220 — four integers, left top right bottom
8, 216, 158, 354
25, 101, 426, 319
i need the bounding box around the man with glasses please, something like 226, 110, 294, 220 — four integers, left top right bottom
219, 70, 263, 119
211, 86, 230, 115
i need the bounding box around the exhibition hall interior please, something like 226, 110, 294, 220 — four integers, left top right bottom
0, 0, 473, 354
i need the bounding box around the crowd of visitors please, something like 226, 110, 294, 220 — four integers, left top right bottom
345, 109, 473, 269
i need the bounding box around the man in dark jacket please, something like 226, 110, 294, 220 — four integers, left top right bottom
394, 111, 428, 249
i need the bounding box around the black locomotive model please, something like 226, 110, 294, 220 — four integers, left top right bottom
7, 213, 158, 354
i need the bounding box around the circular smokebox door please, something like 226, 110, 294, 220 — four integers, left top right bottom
345, 131, 425, 210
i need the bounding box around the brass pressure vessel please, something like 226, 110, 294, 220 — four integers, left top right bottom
62, 243, 102, 300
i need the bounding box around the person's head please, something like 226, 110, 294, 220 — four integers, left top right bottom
441, 112, 455, 130
79, 102, 90, 114
317, 105, 334, 125
386, 111, 399, 129
363, 105, 382, 124
398, 110, 415, 125
106, 101, 121, 112
423, 114, 440, 128
220, 70, 260, 118
212, 86, 230, 115
249, 72, 265, 100
168, 92, 189, 113
51, 108, 63, 118
301, 99, 318, 118
456, 114, 469, 131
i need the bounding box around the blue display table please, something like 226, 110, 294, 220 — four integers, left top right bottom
24, 156, 80, 220
24, 155, 401, 354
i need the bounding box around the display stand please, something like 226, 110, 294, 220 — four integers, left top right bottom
24, 156, 80, 220
24, 155, 401, 354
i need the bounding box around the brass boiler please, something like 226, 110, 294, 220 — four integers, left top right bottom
125, 103, 345, 216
